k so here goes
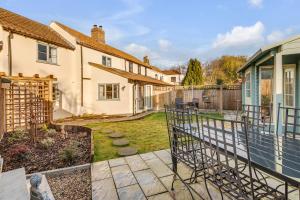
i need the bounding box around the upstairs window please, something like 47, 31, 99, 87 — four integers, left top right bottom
155, 74, 158, 79
171, 77, 176, 82
102, 56, 112, 67
37, 43, 57, 64
138, 65, 141, 74
145, 68, 147, 76
160, 76, 164, 81
129, 62, 133, 72
98, 83, 120, 100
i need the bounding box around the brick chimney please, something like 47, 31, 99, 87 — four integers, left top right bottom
91, 25, 105, 43
143, 56, 150, 65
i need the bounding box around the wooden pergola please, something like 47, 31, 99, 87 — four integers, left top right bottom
0, 72, 56, 138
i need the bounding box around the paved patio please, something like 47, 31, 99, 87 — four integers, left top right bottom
91, 149, 228, 200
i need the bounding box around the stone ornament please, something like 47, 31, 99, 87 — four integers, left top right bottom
30, 173, 50, 200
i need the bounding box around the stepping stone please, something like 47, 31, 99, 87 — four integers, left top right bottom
109, 132, 124, 138
118, 147, 138, 156
113, 139, 129, 146
103, 129, 114, 134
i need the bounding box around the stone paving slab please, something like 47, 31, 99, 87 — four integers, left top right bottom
92, 161, 111, 181
147, 192, 173, 200
145, 158, 173, 178
109, 158, 127, 167
117, 184, 146, 200
140, 152, 157, 161
125, 155, 149, 172
92, 178, 118, 200
134, 169, 166, 196
154, 150, 172, 164
111, 165, 137, 188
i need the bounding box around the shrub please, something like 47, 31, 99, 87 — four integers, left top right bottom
59, 141, 79, 165
7, 129, 28, 144
46, 129, 57, 137
39, 137, 55, 149
8, 144, 31, 161
41, 124, 48, 132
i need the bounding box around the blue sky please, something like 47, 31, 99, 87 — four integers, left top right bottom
1, 0, 300, 68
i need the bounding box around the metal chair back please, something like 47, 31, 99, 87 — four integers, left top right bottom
278, 104, 300, 139
242, 104, 273, 135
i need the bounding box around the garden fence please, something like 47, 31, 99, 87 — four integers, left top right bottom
153, 84, 242, 112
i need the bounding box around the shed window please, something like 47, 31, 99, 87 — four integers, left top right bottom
38, 43, 57, 64
245, 72, 251, 98
98, 84, 120, 100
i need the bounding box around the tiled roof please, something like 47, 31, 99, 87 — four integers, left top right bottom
162, 69, 181, 75
0, 7, 74, 50
89, 62, 172, 86
55, 22, 153, 68
149, 65, 163, 73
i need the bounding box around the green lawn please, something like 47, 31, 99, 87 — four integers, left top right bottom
87, 112, 223, 162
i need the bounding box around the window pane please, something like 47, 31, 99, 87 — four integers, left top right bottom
38, 44, 47, 61
102, 56, 106, 66
145, 68, 147, 76
129, 62, 133, 72
113, 84, 119, 99
98, 85, 105, 100
106, 84, 113, 99
138, 66, 141, 74
49, 47, 57, 64
171, 77, 176, 82
107, 58, 111, 67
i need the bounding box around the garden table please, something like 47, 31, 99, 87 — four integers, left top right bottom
172, 123, 300, 198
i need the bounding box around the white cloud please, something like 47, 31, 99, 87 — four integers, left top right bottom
213, 21, 265, 49
158, 39, 172, 51
109, 0, 144, 21
267, 28, 295, 43
249, 0, 263, 8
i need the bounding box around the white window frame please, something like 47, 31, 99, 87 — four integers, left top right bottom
245, 71, 251, 98
98, 83, 120, 101
283, 66, 296, 108
102, 56, 112, 67
37, 42, 58, 64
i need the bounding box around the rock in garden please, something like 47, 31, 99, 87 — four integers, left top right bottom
117, 147, 137, 156
112, 139, 129, 146
108, 132, 124, 138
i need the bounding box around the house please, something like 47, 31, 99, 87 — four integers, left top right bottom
51, 22, 172, 116
0, 7, 80, 119
0, 7, 175, 119
238, 34, 300, 132
162, 69, 184, 85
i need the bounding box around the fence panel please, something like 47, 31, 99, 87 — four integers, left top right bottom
153, 84, 242, 111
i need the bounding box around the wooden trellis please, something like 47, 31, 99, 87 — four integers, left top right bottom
0, 73, 54, 134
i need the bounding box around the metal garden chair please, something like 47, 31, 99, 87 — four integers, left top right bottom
196, 115, 285, 199
165, 106, 207, 199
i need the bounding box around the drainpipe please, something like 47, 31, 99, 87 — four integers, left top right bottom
133, 81, 136, 115
8, 31, 13, 76
80, 45, 84, 107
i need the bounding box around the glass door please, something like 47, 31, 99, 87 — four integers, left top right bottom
260, 68, 273, 107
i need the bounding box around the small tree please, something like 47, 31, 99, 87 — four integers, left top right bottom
182, 59, 204, 86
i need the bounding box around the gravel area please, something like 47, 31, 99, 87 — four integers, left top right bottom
47, 168, 91, 200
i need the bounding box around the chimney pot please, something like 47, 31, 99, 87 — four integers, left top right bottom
91, 25, 105, 43
143, 56, 150, 65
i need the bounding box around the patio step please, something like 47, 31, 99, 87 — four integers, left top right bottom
0, 168, 30, 200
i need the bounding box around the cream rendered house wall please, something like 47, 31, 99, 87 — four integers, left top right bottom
0, 25, 81, 118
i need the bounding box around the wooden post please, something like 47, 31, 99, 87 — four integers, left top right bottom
219, 85, 223, 114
